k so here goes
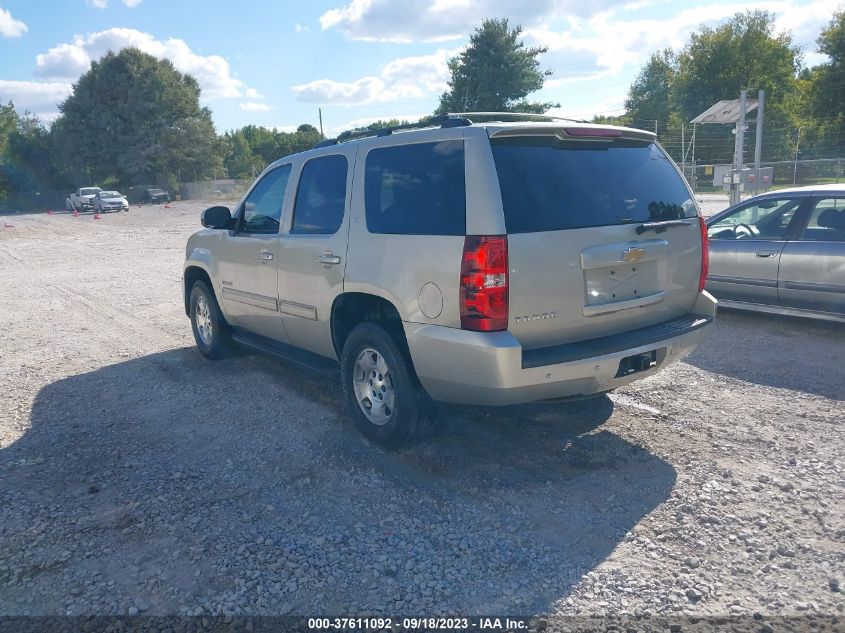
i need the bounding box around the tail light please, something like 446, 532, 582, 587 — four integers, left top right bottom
460, 235, 508, 331
698, 216, 709, 292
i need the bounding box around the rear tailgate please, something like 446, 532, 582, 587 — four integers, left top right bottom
489, 127, 702, 350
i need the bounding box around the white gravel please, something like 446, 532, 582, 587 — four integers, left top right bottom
0, 203, 842, 623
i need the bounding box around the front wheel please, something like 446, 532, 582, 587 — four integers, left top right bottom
340, 322, 433, 448
189, 281, 233, 359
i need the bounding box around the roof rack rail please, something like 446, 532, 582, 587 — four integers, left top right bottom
448, 111, 589, 124
312, 115, 473, 149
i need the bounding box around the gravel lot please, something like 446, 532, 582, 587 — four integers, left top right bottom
0, 202, 843, 625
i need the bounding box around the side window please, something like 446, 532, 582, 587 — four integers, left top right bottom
291, 155, 348, 234
707, 198, 801, 240
365, 140, 466, 235
799, 198, 845, 242
241, 165, 291, 234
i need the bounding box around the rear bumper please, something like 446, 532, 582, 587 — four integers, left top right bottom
405, 291, 717, 406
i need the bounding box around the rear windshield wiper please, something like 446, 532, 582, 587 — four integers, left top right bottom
635, 219, 692, 235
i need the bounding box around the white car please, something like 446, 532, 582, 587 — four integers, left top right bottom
93, 191, 129, 213
66, 187, 102, 212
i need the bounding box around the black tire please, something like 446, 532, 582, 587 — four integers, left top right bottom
341, 322, 434, 448
189, 281, 233, 359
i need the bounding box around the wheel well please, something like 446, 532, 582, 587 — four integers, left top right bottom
331, 293, 405, 357
184, 266, 214, 316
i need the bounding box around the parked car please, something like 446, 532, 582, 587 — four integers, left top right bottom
183, 114, 716, 446
93, 190, 129, 213
66, 187, 102, 211
705, 184, 844, 323
141, 188, 170, 204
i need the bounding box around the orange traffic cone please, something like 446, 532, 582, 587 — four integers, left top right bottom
72, 209, 79, 217
94, 213, 102, 220
47, 210, 54, 215
164, 203, 172, 209
4, 222, 13, 228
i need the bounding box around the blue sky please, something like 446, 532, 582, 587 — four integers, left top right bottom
0, 0, 839, 136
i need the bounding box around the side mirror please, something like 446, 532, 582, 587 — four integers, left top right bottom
201, 205, 232, 229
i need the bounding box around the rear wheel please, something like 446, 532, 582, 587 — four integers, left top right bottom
341, 322, 433, 447
189, 281, 233, 359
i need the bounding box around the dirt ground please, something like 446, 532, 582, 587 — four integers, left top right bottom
0, 202, 842, 626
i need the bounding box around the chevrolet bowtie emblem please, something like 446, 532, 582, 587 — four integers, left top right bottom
621, 247, 646, 263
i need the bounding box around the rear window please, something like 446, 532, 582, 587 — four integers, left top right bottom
491, 138, 696, 233
365, 140, 465, 236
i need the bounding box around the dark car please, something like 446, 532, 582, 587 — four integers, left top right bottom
141, 188, 170, 204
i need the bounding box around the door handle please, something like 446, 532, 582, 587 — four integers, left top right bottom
754, 251, 775, 258
315, 252, 341, 266
255, 250, 274, 261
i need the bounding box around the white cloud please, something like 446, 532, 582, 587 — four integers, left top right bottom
86, 0, 143, 8
295, 22, 309, 32
0, 7, 28, 37
293, 47, 457, 105
294, 76, 386, 105
240, 101, 272, 112
244, 87, 265, 99
34, 28, 249, 100
774, 0, 841, 50
0, 80, 73, 112
527, 1, 823, 82
804, 51, 829, 67
319, 0, 622, 43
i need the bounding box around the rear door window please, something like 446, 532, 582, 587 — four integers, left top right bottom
365, 140, 465, 236
291, 155, 348, 234
491, 138, 695, 233
799, 197, 845, 242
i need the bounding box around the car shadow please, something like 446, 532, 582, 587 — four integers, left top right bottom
1, 347, 676, 616
685, 307, 845, 400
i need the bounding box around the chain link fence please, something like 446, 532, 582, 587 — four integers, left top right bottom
2, 162, 842, 217
0, 179, 253, 215
683, 158, 845, 217
179, 179, 251, 202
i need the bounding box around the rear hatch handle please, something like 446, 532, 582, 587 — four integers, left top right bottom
635, 219, 692, 234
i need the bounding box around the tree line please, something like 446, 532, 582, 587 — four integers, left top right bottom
613, 9, 844, 164
0, 48, 323, 201
0, 10, 842, 202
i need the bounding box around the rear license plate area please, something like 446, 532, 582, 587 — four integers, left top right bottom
616, 350, 658, 377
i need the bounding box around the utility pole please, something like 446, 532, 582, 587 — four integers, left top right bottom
793, 127, 802, 185
681, 122, 685, 178
692, 123, 696, 190
731, 90, 747, 206
753, 90, 765, 195
318, 108, 324, 138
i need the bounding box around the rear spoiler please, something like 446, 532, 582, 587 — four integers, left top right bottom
488, 125, 656, 143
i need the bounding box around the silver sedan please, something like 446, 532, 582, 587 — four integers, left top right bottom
705, 184, 845, 323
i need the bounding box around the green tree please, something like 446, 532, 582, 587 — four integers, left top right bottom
4, 113, 54, 191
624, 50, 676, 127
51, 48, 222, 186
435, 18, 557, 115
222, 131, 257, 179
222, 124, 323, 177
810, 10, 845, 120
669, 10, 800, 163
0, 102, 20, 199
